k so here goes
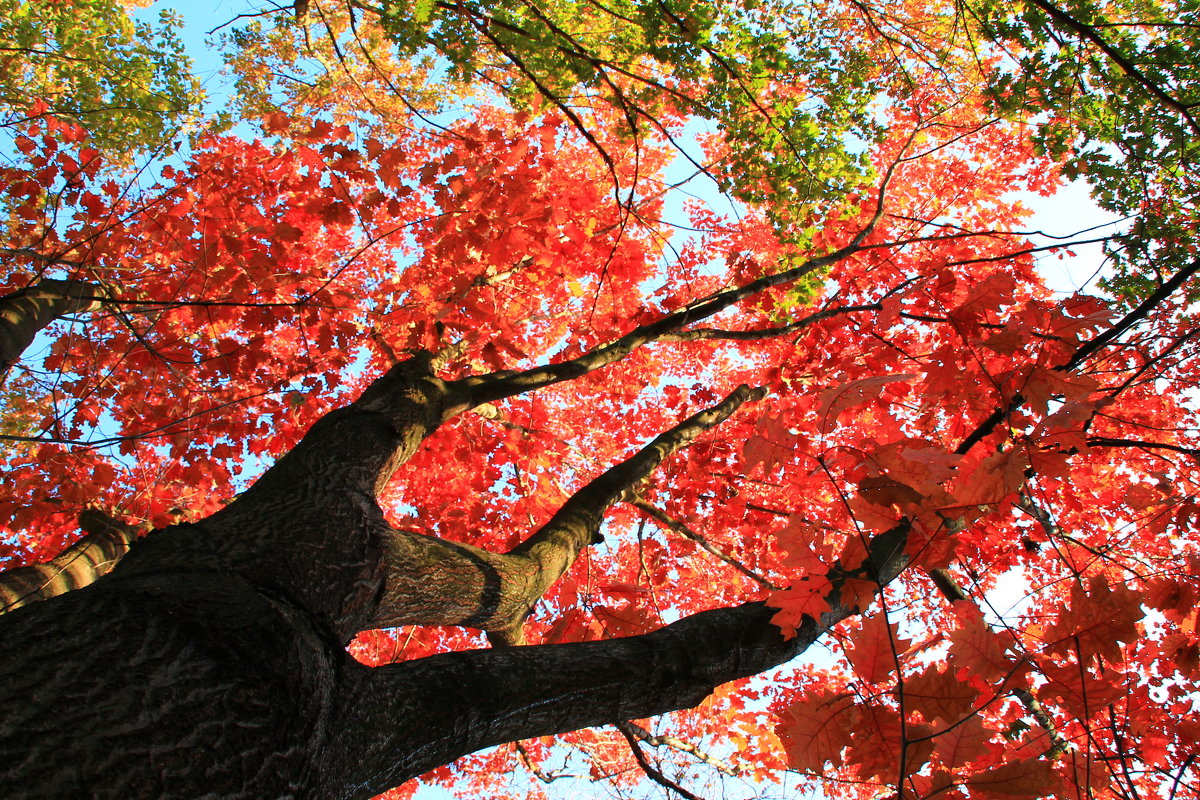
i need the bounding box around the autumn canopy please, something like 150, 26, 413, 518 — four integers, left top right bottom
0, 0, 1198, 798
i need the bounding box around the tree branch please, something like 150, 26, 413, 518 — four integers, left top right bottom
1086, 436, 1200, 463
956, 257, 1200, 455
365, 385, 767, 639
326, 601, 827, 798
0, 279, 108, 383
922, 564, 1070, 759
616, 721, 704, 800
449, 213, 885, 411
1064, 257, 1200, 371
0, 508, 146, 614
323, 522, 911, 798
619, 719, 739, 776
1024, 0, 1200, 132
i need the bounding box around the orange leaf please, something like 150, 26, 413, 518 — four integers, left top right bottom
742, 411, 797, 476
903, 664, 980, 724
951, 449, 1029, 507
930, 714, 996, 769
768, 577, 834, 638
817, 374, 915, 429
1041, 574, 1144, 664
947, 601, 1013, 683
774, 690, 856, 773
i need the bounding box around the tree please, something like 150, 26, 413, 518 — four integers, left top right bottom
1, 1, 1199, 799
0, 0, 203, 156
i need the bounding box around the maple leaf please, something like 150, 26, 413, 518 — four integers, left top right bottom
1040, 574, 1144, 664
858, 474, 924, 508
593, 602, 656, 637
845, 703, 935, 781
768, 577, 834, 638
773, 515, 834, 576
951, 449, 1030, 508
1037, 657, 1127, 720
774, 689, 856, 773
1020, 366, 1100, 416
947, 601, 1014, 683
902, 664, 981, 724
930, 714, 996, 769
742, 411, 797, 477
817, 374, 916, 430
845, 613, 910, 684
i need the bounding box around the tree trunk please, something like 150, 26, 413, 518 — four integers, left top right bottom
0, 353, 908, 799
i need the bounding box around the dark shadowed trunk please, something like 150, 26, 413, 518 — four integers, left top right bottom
0, 237, 904, 798
0, 348, 909, 799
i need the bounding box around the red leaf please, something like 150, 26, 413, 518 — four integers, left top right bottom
965, 757, 1061, 798
845, 614, 909, 684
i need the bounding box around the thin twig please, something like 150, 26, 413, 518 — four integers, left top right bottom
616, 722, 704, 800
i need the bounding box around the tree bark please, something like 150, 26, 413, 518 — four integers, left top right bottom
0, 508, 145, 613
0, 279, 108, 382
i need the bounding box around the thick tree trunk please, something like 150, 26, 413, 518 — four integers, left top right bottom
0, 350, 908, 799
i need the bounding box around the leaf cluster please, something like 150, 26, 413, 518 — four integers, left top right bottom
0, 0, 203, 155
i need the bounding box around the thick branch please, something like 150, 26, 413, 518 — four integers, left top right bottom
111, 355, 456, 641
502, 386, 767, 612
322, 523, 910, 798
0, 509, 145, 613
325, 602, 826, 798
0, 279, 107, 382
365, 385, 766, 637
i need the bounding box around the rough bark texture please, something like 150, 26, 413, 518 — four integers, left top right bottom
0, 509, 144, 613
0, 353, 907, 799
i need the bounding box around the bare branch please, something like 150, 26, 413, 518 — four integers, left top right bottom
1024, 0, 1200, 132
616, 721, 704, 800
631, 499, 777, 589
619, 719, 739, 776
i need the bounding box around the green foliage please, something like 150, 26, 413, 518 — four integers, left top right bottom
973, 0, 1200, 299
0, 0, 203, 154
374, 0, 885, 221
